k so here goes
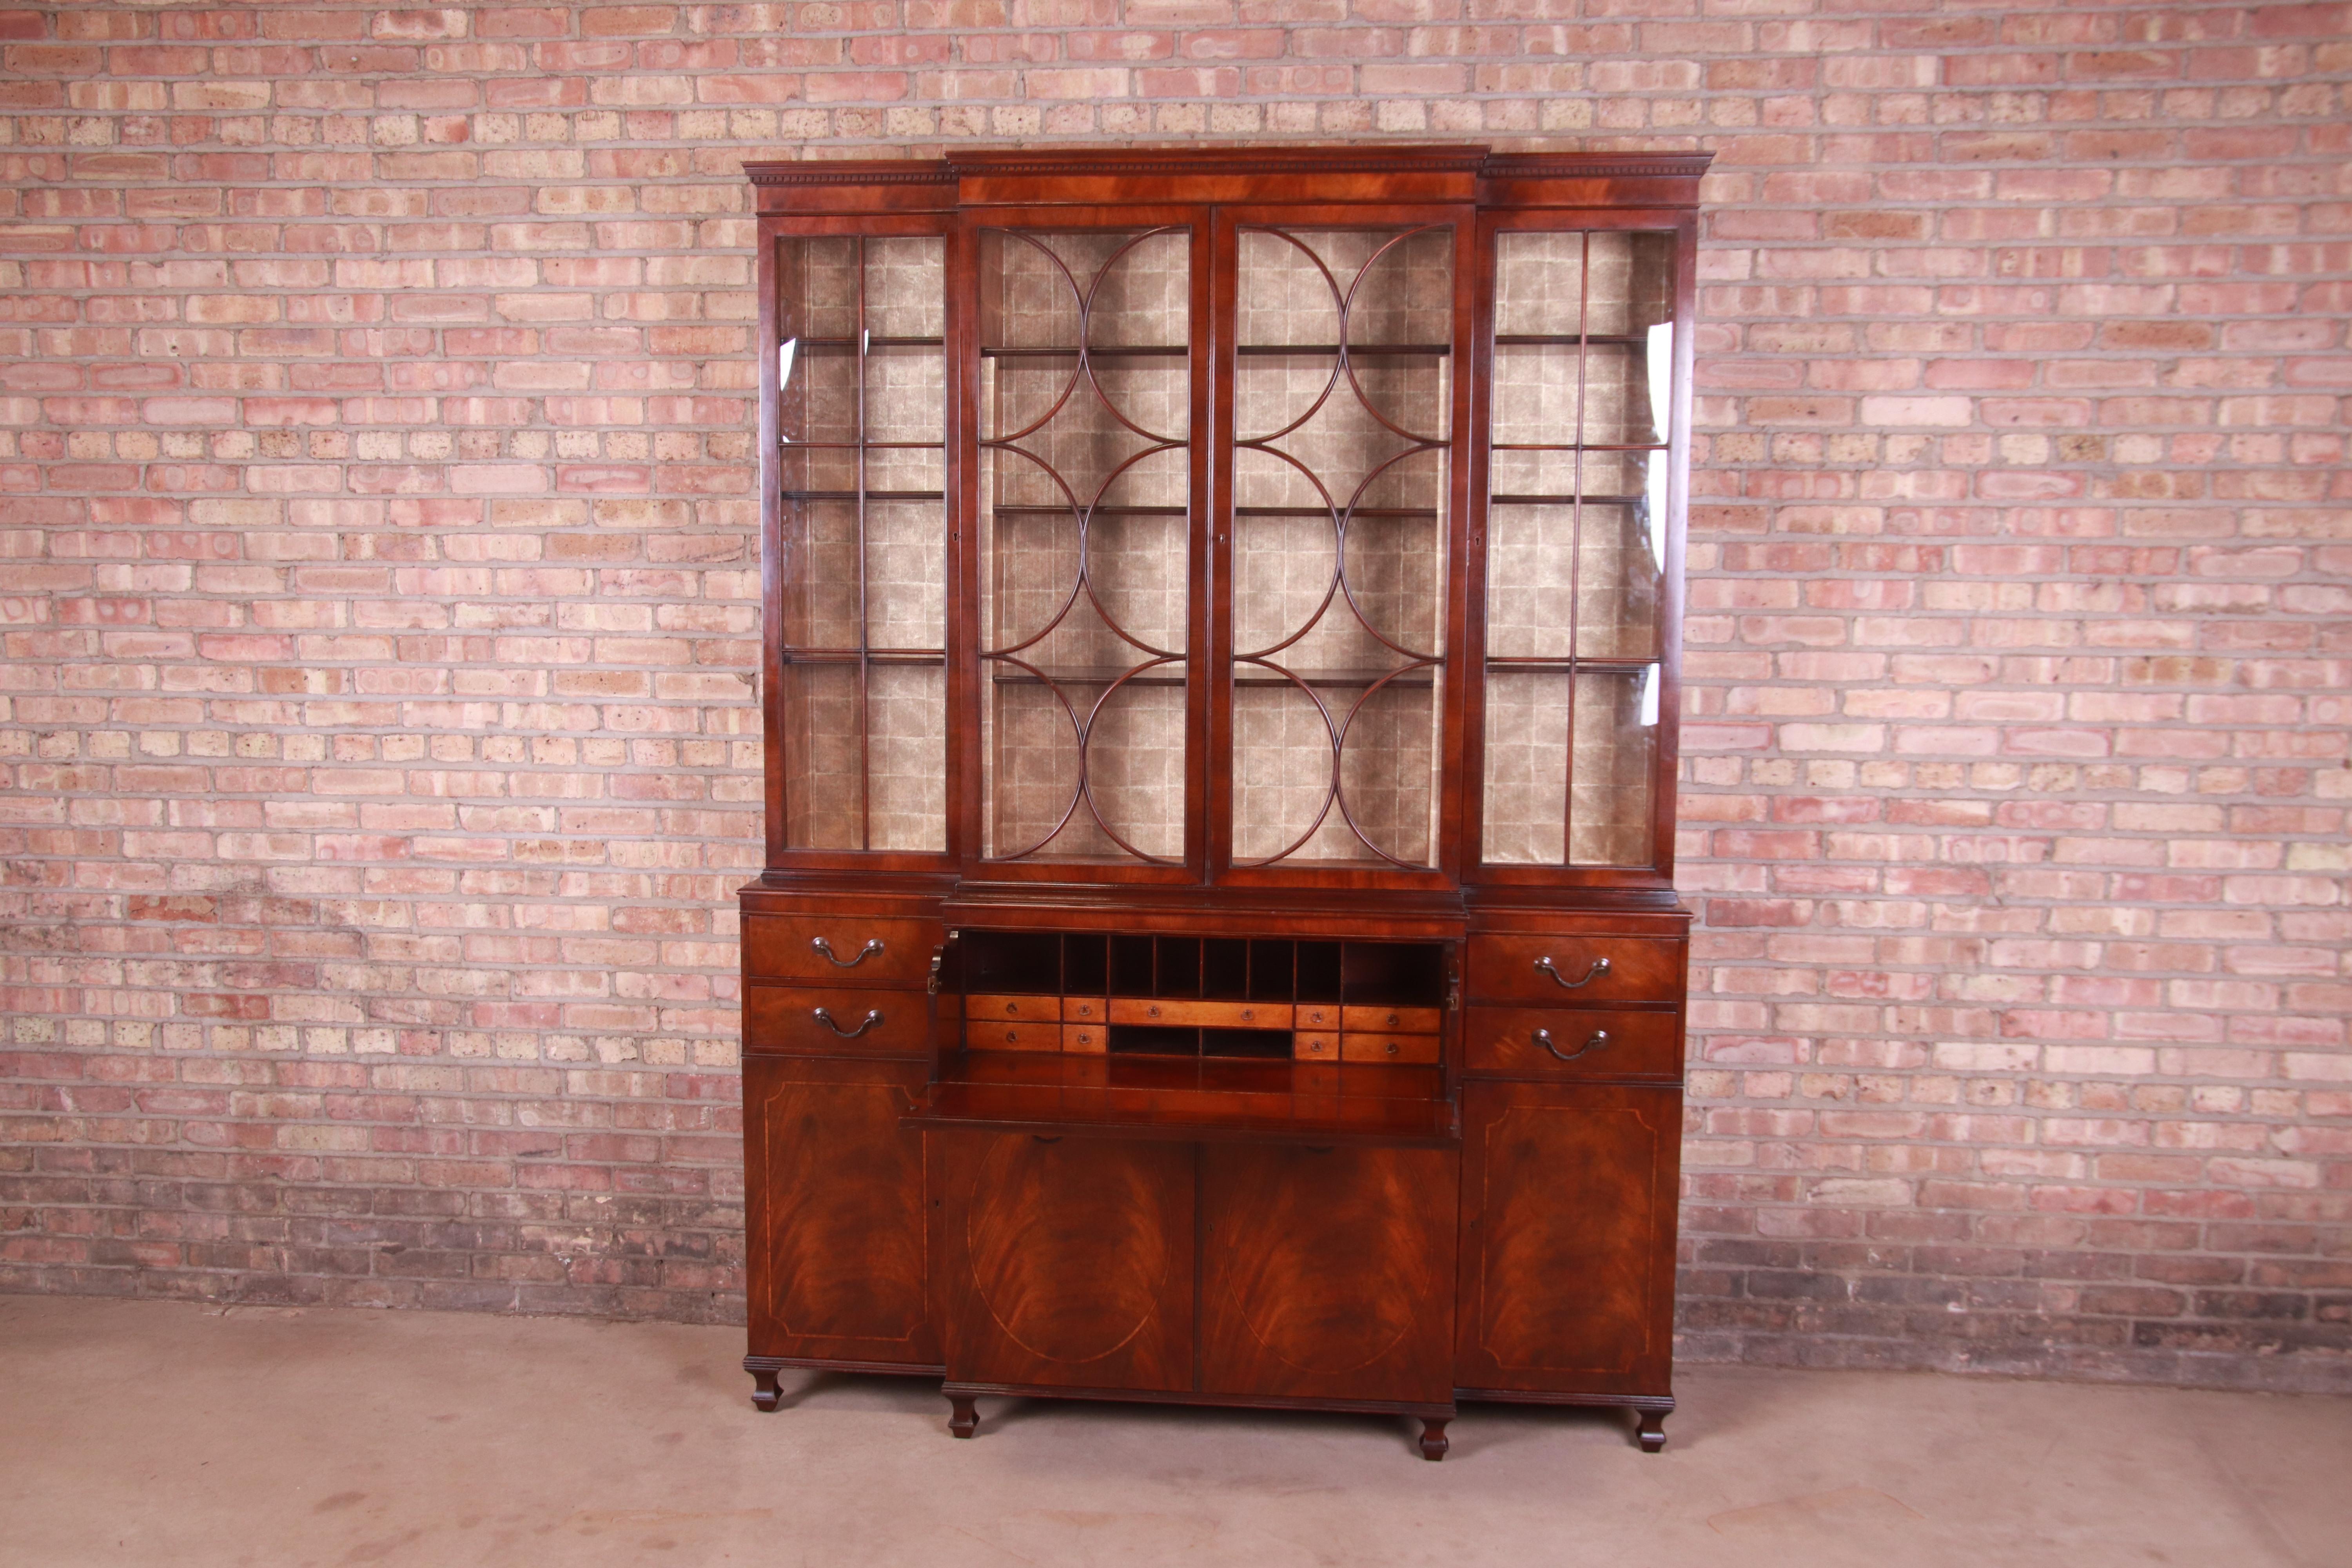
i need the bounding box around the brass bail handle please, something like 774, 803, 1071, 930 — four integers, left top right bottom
813, 936, 885, 968
1534, 1027, 1610, 1063
812, 1008, 884, 1040
1534, 955, 1610, 989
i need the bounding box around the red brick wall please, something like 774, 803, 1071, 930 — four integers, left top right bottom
2, 2, 2346, 1389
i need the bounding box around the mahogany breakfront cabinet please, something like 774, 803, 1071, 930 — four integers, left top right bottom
738, 145, 1704, 1459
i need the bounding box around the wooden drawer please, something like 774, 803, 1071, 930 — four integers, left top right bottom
1465, 1007, 1682, 1081
1062, 1024, 1106, 1053
1467, 935, 1684, 1007
966, 993, 1060, 1024
964, 1018, 1062, 1052
1341, 1033, 1440, 1065
744, 985, 931, 1057
1342, 1004, 1442, 1034
1293, 1031, 1338, 1061
744, 916, 941, 988
1108, 998, 1294, 1030
1294, 1002, 1340, 1031
1062, 996, 1105, 1024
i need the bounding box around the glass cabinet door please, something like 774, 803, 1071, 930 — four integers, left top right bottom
978, 227, 1194, 865
775, 235, 948, 853
1481, 230, 1675, 869
1228, 224, 1454, 871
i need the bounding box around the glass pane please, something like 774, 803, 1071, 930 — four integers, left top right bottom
1483, 230, 1673, 871
776, 233, 947, 853
1493, 230, 1583, 339
780, 663, 862, 851
866, 500, 944, 650
1485, 501, 1661, 663
1581, 341, 1665, 447
868, 664, 947, 853
979, 227, 1191, 864
1481, 670, 1567, 865
1478, 668, 1658, 867
1231, 225, 1451, 870
1569, 668, 1657, 867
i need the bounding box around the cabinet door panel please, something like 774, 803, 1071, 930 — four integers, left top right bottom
744, 1056, 937, 1366
1457, 1082, 1678, 1397
939, 1134, 1194, 1392
1201, 1145, 1456, 1405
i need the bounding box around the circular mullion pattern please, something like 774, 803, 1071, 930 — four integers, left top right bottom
1229, 656, 1345, 870
980, 650, 1089, 862
1074, 655, 1186, 866
1234, 227, 1345, 445
1232, 444, 1343, 664
1077, 438, 1189, 663
979, 443, 1089, 662
983, 231, 1089, 445
1338, 223, 1454, 447
1080, 225, 1191, 447
1329, 659, 1441, 869
1332, 443, 1446, 666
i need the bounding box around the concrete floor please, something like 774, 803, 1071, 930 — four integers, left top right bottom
2, 1296, 2347, 1568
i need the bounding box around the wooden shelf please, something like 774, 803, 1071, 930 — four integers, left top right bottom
905, 1052, 1459, 1148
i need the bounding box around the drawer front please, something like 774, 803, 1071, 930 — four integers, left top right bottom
1467, 935, 1684, 1007
1108, 998, 1294, 1031
1294, 1002, 1339, 1031
1465, 1007, 1682, 1081
744, 986, 931, 1058
1340, 1033, 1441, 1065
1062, 996, 1105, 1024
1341, 1004, 1442, 1034
965, 993, 1060, 1024
743, 916, 941, 988
1062, 1024, 1106, 1053
965, 1018, 1062, 1052
1294, 1031, 1338, 1061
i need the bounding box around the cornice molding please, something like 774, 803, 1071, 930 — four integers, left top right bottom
744, 160, 951, 187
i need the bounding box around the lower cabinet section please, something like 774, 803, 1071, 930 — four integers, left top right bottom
1455, 1081, 1681, 1399
935, 1134, 1196, 1393
927, 1137, 1458, 1410
743, 1056, 938, 1370
1200, 1145, 1456, 1406
741, 1068, 1682, 1448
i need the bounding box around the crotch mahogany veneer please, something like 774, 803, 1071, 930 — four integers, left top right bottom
740, 145, 1703, 1460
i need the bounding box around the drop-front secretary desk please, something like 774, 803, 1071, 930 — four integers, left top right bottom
738, 145, 1703, 1459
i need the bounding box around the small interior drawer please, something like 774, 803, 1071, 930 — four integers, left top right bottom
1466, 935, 1684, 1006
1339, 1033, 1441, 1065
744, 986, 931, 1057
1464, 1007, 1682, 1080
1341, 1004, 1441, 1034
1107, 998, 1294, 1030
966, 993, 1061, 1023
965, 1018, 1062, 1052
743, 916, 941, 987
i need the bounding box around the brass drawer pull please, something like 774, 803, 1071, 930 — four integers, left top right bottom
1534, 955, 1611, 990
811, 1007, 884, 1040
811, 936, 884, 968
1535, 1027, 1609, 1063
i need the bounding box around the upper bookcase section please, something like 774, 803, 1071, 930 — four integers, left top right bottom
744, 147, 1713, 215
